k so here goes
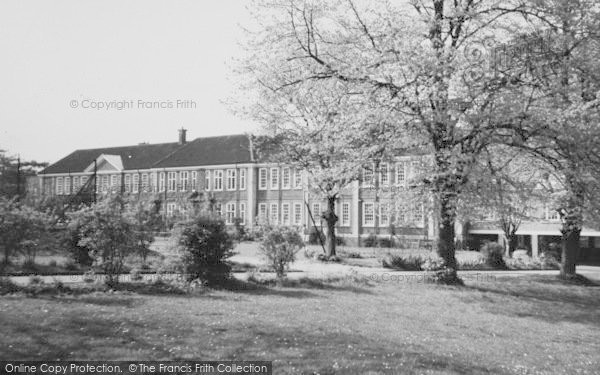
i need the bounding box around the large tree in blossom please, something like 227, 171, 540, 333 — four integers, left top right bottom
239, 0, 536, 283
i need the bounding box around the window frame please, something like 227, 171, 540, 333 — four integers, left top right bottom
362, 202, 375, 227
258, 168, 268, 190
226, 169, 236, 191
270, 167, 279, 190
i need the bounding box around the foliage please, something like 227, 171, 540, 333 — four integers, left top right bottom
0, 149, 47, 199
128, 199, 157, 264
362, 234, 377, 248
259, 225, 304, 279
0, 197, 55, 265
308, 227, 325, 246
67, 195, 139, 287
382, 254, 425, 271
175, 215, 235, 285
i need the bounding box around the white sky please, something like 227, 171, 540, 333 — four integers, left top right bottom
0, 0, 256, 164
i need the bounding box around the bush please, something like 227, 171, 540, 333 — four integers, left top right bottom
377, 237, 392, 248
335, 236, 345, 246
259, 226, 304, 279
176, 215, 234, 285
362, 233, 377, 248
481, 242, 507, 270
0, 277, 20, 295
130, 267, 143, 281
382, 254, 425, 270
308, 227, 325, 245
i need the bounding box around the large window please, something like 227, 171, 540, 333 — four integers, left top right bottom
379, 203, 390, 226
166, 203, 176, 217
258, 203, 267, 219
226, 169, 236, 190
180, 171, 189, 191
362, 165, 374, 187
379, 163, 389, 186
312, 203, 321, 220
396, 162, 407, 186
56, 177, 63, 195
102, 175, 109, 192
269, 203, 279, 224
282, 203, 291, 225
132, 174, 139, 193
239, 203, 246, 225
239, 169, 246, 190
270, 168, 279, 189
151, 173, 157, 192
167, 172, 176, 192
282, 167, 291, 189
293, 202, 303, 225
214, 170, 223, 191
159, 172, 165, 192
73, 176, 80, 192
341, 202, 350, 227
412, 203, 424, 224
125, 174, 131, 192
226, 202, 236, 225
363, 202, 375, 227
259, 168, 268, 190
214, 203, 222, 216
64, 177, 71, 195
141, 173, 148, 192
293, 169, 302, 189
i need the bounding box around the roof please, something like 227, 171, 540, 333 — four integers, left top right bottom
41, 134, 254, 174
153, 134, 253, 168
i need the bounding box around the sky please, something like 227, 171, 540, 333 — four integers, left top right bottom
0, 0, 257, 164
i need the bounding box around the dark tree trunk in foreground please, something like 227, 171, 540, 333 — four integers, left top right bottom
560, 226, 580, 278
559, 180, 584, 280
323, 196, 338, 257
437, 193, 461, 284
508, 233, 518, 256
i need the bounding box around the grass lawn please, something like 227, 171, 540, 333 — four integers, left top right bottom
1, 275, 599, 374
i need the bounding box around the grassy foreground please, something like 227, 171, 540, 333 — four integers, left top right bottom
1, 275, 599, 374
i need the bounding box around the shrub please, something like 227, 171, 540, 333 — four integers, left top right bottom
377, 237, 392, 248
0, 277, 20, 295
422, 257, 445, 272
316, 253, 340, 262
28, 275, 43, 285
308, 227, 325, 245
259, 226, 304, 279
48, 260, 57, 268
382, 254, 425, 270
344, 251, 362, 259
22, 259, 38, 272
335, 236, 345, 246
176, 215, 234, 285
83, 270, 96, 283
363, 233, 377, 248
303, 247, 317, 259
481, 242, 507, 270
63, 260, 78, 271
67, 196, 139, 288
130, 267, 143, 281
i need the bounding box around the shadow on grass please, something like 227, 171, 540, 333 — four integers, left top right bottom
461, 274, 600, 326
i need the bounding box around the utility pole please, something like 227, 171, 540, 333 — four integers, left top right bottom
16, 155, 21, 201
93, 159, 97, 204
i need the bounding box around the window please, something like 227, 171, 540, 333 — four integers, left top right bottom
102, 175, 109, 192
159, 172, 165, 192
64, 177, 71, 194
395, 202, 406, 224
239, 169, 246, 190
226, 169, 236, 190
410, 160, 420, 180
259, 168, 268, 190
545, 206, 560, 221
341, 202, 350, 227
204, 170, 210, 191
312, 203, 321, 219
282, 203, 291, 225
191, 171, 197, 191
379, 163, 389, 186
380, 203, 390, 226
293, 202, 303, 225
166, 203, 176, 217
362, 165, 374, 187
72, 176, 79, 191
412, 203, 424, 224
293, 169, 302, 189
80, 176, 88, 186
396, 162, 407, 186
270, 168, 279, 189
239, 203, 246, 225
167, 172, 176, 192
363, 202, 375, 227
258, 203, 267, 219
125, 174, 131, 192
270, 203, 279, 224
180, 171, 189, 191
214, 170, 223, 191
132, 174, 139, 193
226, 202, 236, 224
141, 173, 148, 192
56, 177, 63, 195
214, 203, 222, 216
282, 167, 291, 189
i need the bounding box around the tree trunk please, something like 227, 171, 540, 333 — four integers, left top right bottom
508, 232, 518, 256
323, 196, 338, 257
437, 193, 460, 283
560, 226, 580, 279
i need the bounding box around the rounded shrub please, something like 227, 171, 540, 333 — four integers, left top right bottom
481, 242, 507, 269
176, 215, 234, 285
259, 226, 304, 279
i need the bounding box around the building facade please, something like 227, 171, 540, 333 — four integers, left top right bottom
36, 130, 600, 260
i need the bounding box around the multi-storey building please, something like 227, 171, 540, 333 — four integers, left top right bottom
36, 130, 600, 261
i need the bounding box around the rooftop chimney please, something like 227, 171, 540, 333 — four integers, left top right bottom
178, 128, 187, 145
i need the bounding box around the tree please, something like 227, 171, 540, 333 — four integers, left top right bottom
128, 199, 157, 265
240, 0, 534, 283
67, 195, 138, 287
259, 225, 304, 280
507, 0, 600, 279
0, 149, 47, 199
